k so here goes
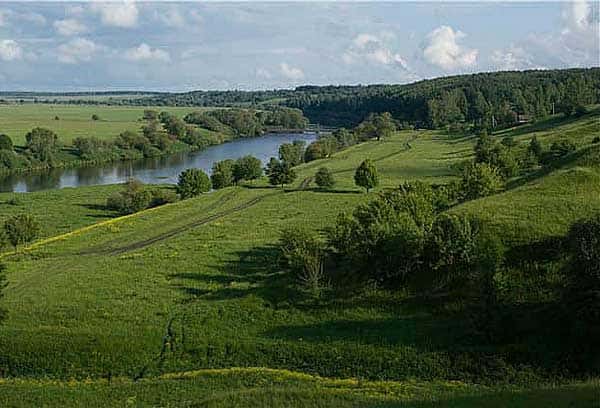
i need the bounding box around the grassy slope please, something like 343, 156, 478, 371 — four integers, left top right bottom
0, 112, 598, 405
0, 104, 204, 146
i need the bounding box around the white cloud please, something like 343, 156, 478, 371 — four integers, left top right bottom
155, 7, 185, 28
343, 33, 408, 69
54, 19, 87, 36
20, 12, 46, 26
490, 46, 545, 71
279, 62, 304, 80
57, 38, 98, 64
125, 43, 170, 62
0, 39, 22, 61
0, 9, 45, 27
256, 67, 272, 79
423, 25, 478, 70
90, 1, 138, 28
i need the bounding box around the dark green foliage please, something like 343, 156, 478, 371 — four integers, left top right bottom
3, 213, 40, 249
208, 109, 263, 137
25, 127, 59, 163
159, 112, 186, 138
107, 180, 176, 214
314, 167, 335, 189
261, 107, 308, 129
286, 68, 600, 128
106, 179, 153, 214
543, 139, 577, 164
91, 114, 100, 121
354, 159, 379, 192
592, 136, 600, 144
143, 110, 158, 120
332, 128, 357, 148
266, 158, 296, 188
356, 112, 396, 141
232, 156, 263, 183
278, 140, 306, 167
0, 150, 18, 170
500, 137, 517, 148
0, 134, 13, 151
279, 226, 326, 293
176, 168, 211, 199
183, 111, 231, 135
211, 159, 235, 189
527, 136, 543, 163
459, 163, 503, 200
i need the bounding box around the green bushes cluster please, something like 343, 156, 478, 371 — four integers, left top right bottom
107, 179, 177, 215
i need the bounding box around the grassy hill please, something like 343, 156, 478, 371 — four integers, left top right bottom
0, 111, 598, 406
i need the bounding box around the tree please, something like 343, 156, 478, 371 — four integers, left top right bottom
3, 214, 40, 250
279, 140, 306, 166
354, 159, 379, 192
91, 114, 100, 121
372, 112, 396, 141
177, 168, 211, 198
459, 163, 503, 200
143, 110, 159, 120
279, 226, 326, 294
107, 179, 172, 214
232, 155, 262, 183
211, 159, 235, 189
0, 134, 13, 151
315, 167, 335, 189
266, 158, 296, 188
25, 127, 59, 163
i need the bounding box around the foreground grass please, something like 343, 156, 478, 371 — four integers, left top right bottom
0, 104, 200, 146
0, 368, 597, 407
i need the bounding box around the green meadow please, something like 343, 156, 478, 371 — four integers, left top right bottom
0, 111, 598, 406
0, 104, 198, 146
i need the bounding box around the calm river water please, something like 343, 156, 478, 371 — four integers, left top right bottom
0, 132, 317, 193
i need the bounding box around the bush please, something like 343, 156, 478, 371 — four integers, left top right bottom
592, 136, 600, 144
211, 159, 235, 189
459, 163, 503, 200
542, 139, 577, 164
279, 226, 326, 294
314, 167, 335, 189
354, 159, 379, 192
0, 150, 17, 170
149, 188, 178, 207
106, 179, 154, 214
0, 134, 13, 151
91, 114, 100, 121
3, 214, 40, 249
25, 127, 59, 163
177, 168, 211, 199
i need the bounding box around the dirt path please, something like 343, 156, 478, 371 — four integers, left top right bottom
79, 191, 281, 257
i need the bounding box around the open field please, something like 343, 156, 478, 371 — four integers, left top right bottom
0, 104, 201, 146
0, 112, 598, 405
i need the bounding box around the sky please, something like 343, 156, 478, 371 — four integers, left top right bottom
0, 1, 598, 91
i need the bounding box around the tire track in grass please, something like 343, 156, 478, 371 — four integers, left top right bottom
80, 190, 283, 256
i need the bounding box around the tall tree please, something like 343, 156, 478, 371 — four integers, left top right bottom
354, 159, 379, 193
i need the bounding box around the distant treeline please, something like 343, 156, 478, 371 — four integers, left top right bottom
5, 68, 599, 132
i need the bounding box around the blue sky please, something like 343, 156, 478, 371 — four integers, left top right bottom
0, 1, 598, 91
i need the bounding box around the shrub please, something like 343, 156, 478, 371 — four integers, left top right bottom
459, 163, 503, 200
314, 167, 335, 189
354, 159, 379, 192
211, 159, 235, 189
543, 139, 577, 163
279, 226, 326, 294
91, 114, 100, 121
3, 214, 40, 249
0, 150, 17, 170
0, 134, 13, 151
177, 168, 211, 199
143, 110, 158, 120
149, 188, 178, 207
592, 136, 600, 144
106, 179, 154, 214
25, 127, 59, 163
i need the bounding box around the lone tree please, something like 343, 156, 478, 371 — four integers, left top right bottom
354, 159, 379, 192
233, 155, 263, 184
315, 167, 335, 189
266, 158, 296, 188
459, 163, 503, 200
177, 168, 211, 199
91, 114, 100, 121
3, 214, 40, 250
211, 159, 235, 189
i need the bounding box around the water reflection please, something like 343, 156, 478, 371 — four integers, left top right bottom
0, 133, 317, 193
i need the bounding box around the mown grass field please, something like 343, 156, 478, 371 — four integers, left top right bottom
0, 104, 200, 146
0, 111, 598, 406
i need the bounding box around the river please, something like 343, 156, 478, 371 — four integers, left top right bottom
0, 132, 317, 193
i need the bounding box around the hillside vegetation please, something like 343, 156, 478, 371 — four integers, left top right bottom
0, 109, 598, 405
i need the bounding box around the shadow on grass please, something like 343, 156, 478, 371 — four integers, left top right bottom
495, 111, 597, 139
169, 245, 303, 308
